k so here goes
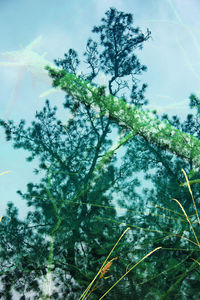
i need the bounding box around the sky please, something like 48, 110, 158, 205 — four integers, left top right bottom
0, 0, 200, 219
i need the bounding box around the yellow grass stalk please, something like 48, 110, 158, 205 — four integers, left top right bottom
99, 247, 162, 299
191, 258, 200, 266
0, 170, 11, 176
79, 227, 130, 300
181, 169, 200, 225
172, 198, 200, 248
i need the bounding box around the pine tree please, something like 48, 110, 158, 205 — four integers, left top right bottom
0, 8, 151, 299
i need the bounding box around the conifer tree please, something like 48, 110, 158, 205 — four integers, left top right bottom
0, 8, 151, 299
2, 6, 199, 299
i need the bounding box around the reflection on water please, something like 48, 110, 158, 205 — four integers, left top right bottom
0, 3, 200, 299
0, 98, 199, 299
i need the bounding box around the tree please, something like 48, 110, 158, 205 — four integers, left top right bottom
45, 65, 200, 173
113, 94, 200, 299
44, 7, 200, 298
0, 7, 152, 299
2, 6, 199, 299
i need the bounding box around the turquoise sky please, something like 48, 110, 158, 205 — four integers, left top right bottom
0, 0, 200, 218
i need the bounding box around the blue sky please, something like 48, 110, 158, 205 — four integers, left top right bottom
0, 0, 200, 218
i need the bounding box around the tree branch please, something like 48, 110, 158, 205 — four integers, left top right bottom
45, 66, 200, 169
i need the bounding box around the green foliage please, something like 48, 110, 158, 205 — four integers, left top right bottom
45, 63, 200, 172
0, 7, 200, 300
0, 8, 151, 298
